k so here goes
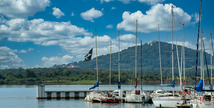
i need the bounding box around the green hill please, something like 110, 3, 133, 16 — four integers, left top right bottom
74, 41, 212, 69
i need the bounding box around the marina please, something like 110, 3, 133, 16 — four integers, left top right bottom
0, 0, 214, 108
0, 85, 160, 108
37, 85, 156, 100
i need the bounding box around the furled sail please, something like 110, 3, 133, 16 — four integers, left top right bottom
134, 78, 137, 88
195, 80, 203, 91
166, 80, 175, 87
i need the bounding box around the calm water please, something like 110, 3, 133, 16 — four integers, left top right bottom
0, 85, 182, 108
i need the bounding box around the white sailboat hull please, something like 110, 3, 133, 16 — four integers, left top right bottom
125, 90, 149, 103
152, 96, 181, 107
125, 94, 147, 103
85, 92, 102, 102
190, 100, 214, 108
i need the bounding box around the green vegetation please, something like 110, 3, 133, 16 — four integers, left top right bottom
0, 41, 213, 85
61, 41, 212, 69
0, 67, 213, 85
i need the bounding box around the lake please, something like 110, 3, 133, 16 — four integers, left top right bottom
0, 85, 182, 108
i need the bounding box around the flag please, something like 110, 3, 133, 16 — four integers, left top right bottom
84, 48, 93, 61
89, 81, 99, 90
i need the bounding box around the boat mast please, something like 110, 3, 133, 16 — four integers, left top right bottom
199, 0, 204, 88
141, 40, 143, 90
182, 24, 186, 89
135, 19, 138, 89
174, 11, 182, 91
171, 5, 174, 96
211, 33, 213, 89
118, 31, 121, 89
195, 0, 202, 90
158, 24, 163, 90
95, 28, 99, 91
109, 41, 112, 91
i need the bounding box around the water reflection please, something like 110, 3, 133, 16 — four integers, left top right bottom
37, 100, 45, 108
85, 101, 155, 108
37, 99, 155, 108
0, 85, 158, 108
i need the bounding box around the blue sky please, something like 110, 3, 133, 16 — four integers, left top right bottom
0, 0, 213, 68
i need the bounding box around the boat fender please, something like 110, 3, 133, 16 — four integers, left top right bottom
199, 96, 203, 101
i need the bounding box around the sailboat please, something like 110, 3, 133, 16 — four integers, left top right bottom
189, 0, 214, 107
124, 19, 148, 103
85, 29, 102, 102
190, 35, 214, 108
152, 5, 183, 107
150, 24, 176, 99
100, 41, 121, 103
112, 31, 126, 101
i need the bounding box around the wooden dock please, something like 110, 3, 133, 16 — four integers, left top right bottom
36, 85, 173, 100
37, 85, 116, 99
37, 85, 90, 99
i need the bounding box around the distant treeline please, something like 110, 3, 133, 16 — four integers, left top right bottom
0, 67, 213, 85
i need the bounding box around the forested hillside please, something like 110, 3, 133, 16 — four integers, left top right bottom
75, 41, 211, 69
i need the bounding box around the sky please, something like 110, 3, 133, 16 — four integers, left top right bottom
0, 0, 213, 69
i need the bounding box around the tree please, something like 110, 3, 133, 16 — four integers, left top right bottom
14, 73, 24, 78
26, 69, 36, 78
6, 72, 14, 77
64, 69, 71, 76
0, 73, 5, 79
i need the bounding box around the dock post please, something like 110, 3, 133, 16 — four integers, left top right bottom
37, 85, 45, 99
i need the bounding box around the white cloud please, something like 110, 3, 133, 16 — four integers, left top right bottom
111, 7, 116, 10
0, 65, 9, 69
28, 48, 34, 51
0, 18, 91, 46
0, 17, 137, 66
100, 0, 164, 4
106, 24, 113, 29
193, 13, 199, 23
34, 64, 41, 68
138, 0, 164, 5
168, 39, 214, 55
89, 37, 134, 60
100, 0, 135, 4
71, 12, 75, 16
41, 55, 73, 67
14, 48, 34, 53
0, 46, 24, 68
57, 34, 114, 61
52, 7, 65, 18
81, 8, 103, 22
19, 50, 27, 53
118, 0, 133, 4
101, 0, 114, 3
117, 4, 193, 33
120, 34, 135, 41
169, 41, 196, 50
0, 0, 50, 18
